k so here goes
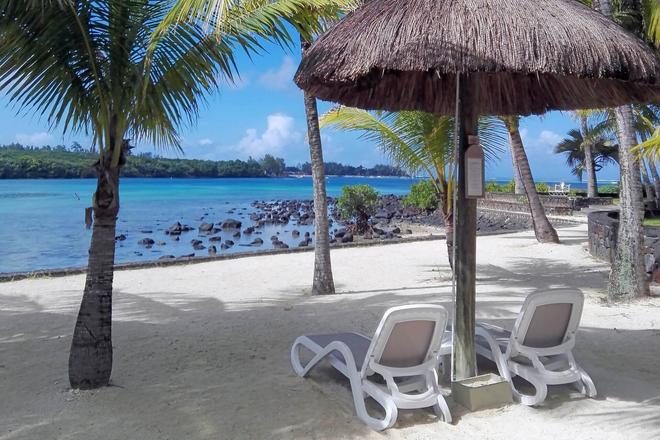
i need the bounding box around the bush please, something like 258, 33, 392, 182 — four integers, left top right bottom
337, 184, 379, 233
485, 180, 515, 193
535, 182, 549, 193
598, 184, 619, 195
404, 180, 438, 212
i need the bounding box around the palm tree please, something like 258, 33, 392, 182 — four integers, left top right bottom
554, 128, 618, 186
301, 36, 335, 294
592, 0, 651, 300
502, 116, 560, 243
298, 1, 357, 295
575, 112, 600, 197
319, 107, 506, 265
0, 0, 327, 389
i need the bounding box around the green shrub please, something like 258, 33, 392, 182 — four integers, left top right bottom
535, 182, 549, 193
485, 180, 515, 193
404, 180, 438, 212
598, 184, 619, 195
337, 184, 379, 233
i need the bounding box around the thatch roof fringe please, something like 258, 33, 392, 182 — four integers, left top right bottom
295, 0, 660, 115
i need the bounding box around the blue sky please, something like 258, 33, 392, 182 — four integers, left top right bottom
0, 41, 620, 183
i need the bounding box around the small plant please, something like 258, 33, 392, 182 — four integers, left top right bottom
337, 184, 379, 233
535, 182, 549, 193
404, 180, 438, 212
598, 184, 619, 195
485, 180, 515, 193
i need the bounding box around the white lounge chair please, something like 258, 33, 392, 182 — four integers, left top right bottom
475, 289, 597, 406
291, 304, 452, 430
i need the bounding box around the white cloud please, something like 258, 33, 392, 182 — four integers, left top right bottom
538, 130, 562, 147
236, 113, 301, 157
519, 128, 562, 153
198, 138, 213, 146
15, 132, 54, 146
257, 57, 296, 91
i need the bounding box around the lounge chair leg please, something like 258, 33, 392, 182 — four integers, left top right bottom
355, 380, 398, 430
578, 369, 597, 398
514, 376, 547, 406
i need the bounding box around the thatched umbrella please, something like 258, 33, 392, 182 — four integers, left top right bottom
295, 0, 660, 380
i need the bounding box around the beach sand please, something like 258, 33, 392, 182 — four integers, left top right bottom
1, 224, 659, 439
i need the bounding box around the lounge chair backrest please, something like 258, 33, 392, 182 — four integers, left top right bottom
510, 289, 584, 355
362, 305, 447, 376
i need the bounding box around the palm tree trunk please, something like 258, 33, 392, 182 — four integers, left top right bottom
302, 37, 335, 295
647, 158, 660, 203
596, 0, 650, 300
508, 140, 525, 194
580, 116, 599, 198
640, 158, 656, 201
69, 145, 123, 389
505, 117, 559, 243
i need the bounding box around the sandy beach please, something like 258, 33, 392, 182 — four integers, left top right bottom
1, 224, 659, 440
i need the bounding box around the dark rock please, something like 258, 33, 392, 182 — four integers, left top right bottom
138, 238, 155, 247
225, 240, 234, 247
341, 233, 354, 243
392, 227, 401, 234
298, 239, 310, 247
140, 230, 153, 234
134, 252, 143, 256
232, 231, 241, 238
199, 222, 214, 233
405, 229, 413, 234
191, 239, 205, 250
292, 230, 300, 237
115, 234, 127, 241
335, 228, 347, 238
156, 241, 166, 246
179, 253, 195, 258
208, 245, 217, 255
243, 227, 255, 234
250, 238, 264, 246
221, 219, 242, 230
166, 221, 193, 235
209, 236, 223, 242
274, 241, 289, 249
159, 255, 176, 260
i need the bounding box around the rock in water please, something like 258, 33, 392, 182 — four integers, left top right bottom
250, 238, 263, 246
199, 222, 214, 233
208, 245, 217, 255
341, 233, 354, 243
221, 219, 242, 230
138, 238, 155, 247
115, 234, 127, 241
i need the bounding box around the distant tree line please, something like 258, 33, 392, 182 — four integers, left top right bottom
297, 161, 406, 177
0, 144, 406, 178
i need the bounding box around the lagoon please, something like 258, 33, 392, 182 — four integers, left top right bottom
0, 176, 591, 273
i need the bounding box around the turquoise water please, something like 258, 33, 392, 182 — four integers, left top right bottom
0, 177, 594, 273
0, 177, 423, 273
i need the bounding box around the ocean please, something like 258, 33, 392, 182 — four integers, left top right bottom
0, 177, 591, 273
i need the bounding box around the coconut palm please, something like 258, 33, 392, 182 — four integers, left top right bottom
298, 0, 357, 295
590, 0, 651, 299
0, 0, 333, 389
319, 107, 506, 265
554, 127, 618, 186
502, 116, 560, 243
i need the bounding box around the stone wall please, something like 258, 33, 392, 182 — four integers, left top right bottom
481, 193, 613, 216
588, 209, 660, 281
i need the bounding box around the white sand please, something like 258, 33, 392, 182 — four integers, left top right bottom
1, 224, 659, 440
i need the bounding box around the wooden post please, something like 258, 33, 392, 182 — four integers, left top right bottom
452, 73, 479, 381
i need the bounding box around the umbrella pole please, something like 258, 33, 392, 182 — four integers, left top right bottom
452, 73, 478, 380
